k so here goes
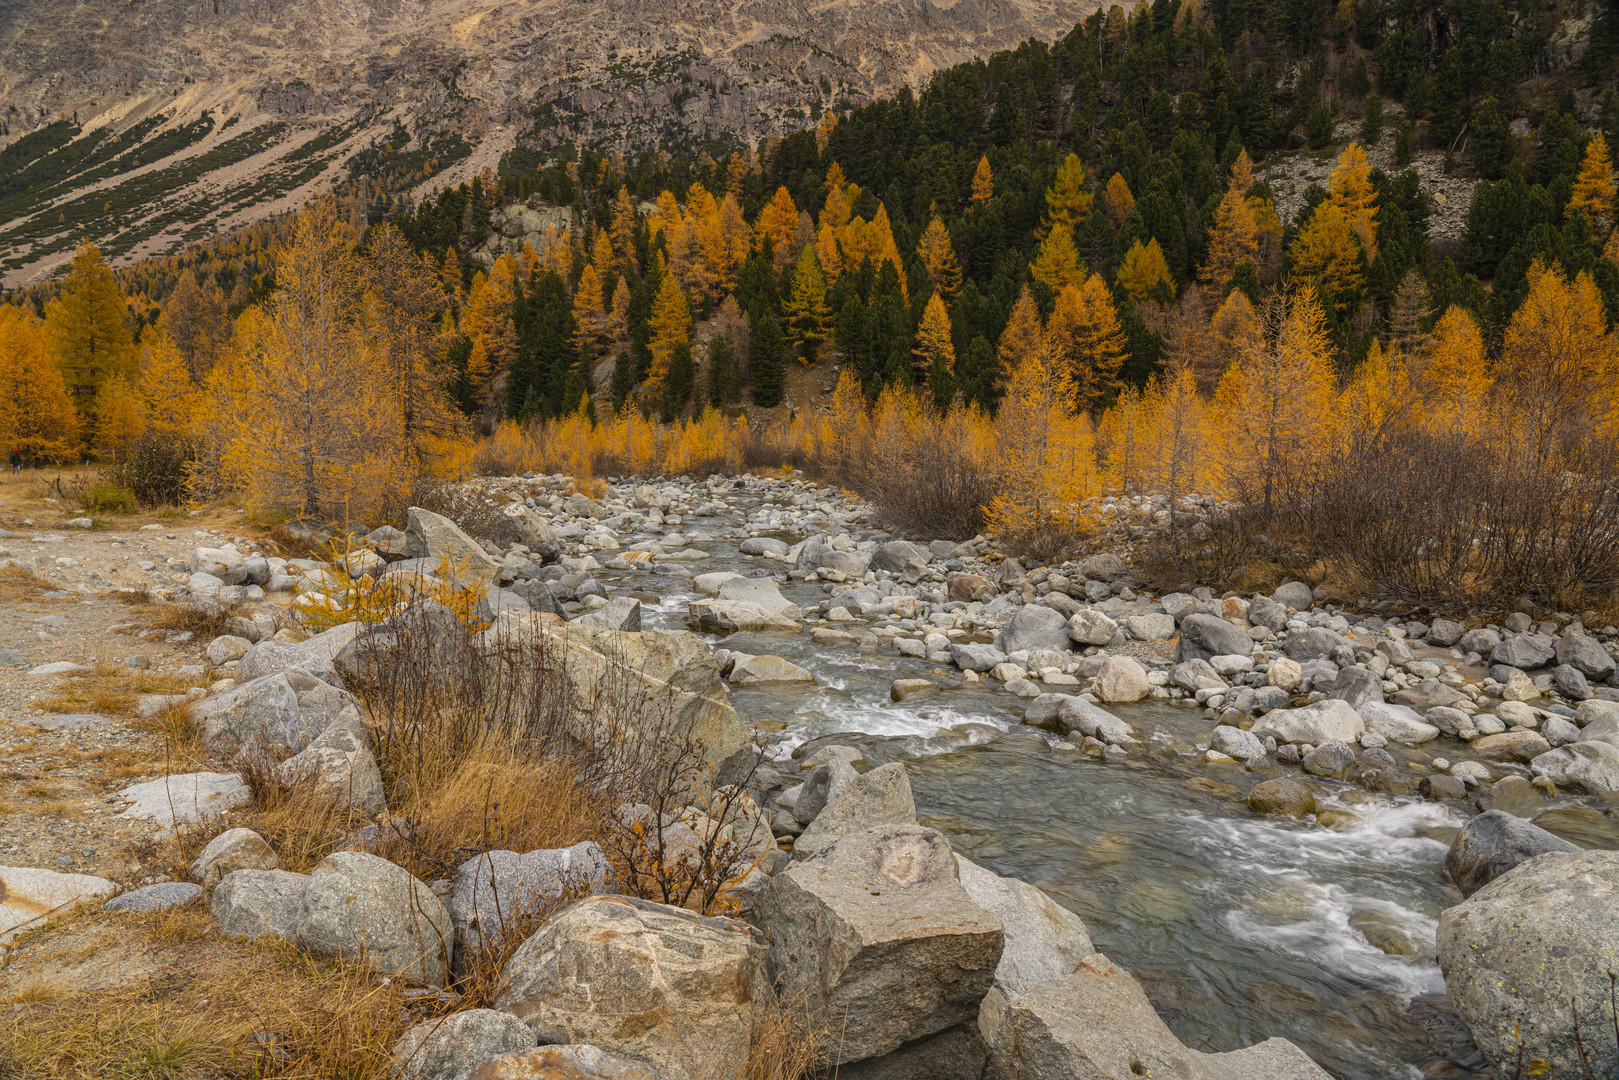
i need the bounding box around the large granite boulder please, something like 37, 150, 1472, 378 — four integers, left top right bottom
447, 842, 613, 971
955, 856, 1090, 997
979, 953, 1331, 1080
1093, 655, 1149, 704
755, 824, 1003, 1065
391, 1009, 536, 1080
1530, 740, 1619, 794
1066, 609, 1118, 647
189, 827, 280, 889
1439, 851, 1619, 1079
868, 541, 931, 575
211, 869, 308, 940
478, 616, 750, 785
1558, 632, 1617, 681
1358, 701, 1440, 745
1250, 699, 1365, 745
193, 667, 360, 754
792, 762, 917, 860
295, 851, 452, 987
1444, 810, 1579, 898
238, 622, 365, 685
273, 710, 386, 814
406, 506, 501, 587
496, 894, 766, 1080
995, 605, 1072, 655
1175, 614, 1252, 664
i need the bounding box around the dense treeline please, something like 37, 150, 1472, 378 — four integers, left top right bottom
2, 0, 1618, 546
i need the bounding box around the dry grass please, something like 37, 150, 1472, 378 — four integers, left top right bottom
140, 600, 242, 641
32, 666, 197, 717
743, 988, 838, 1080
0, 906, 424, 1080
0, 566, 53, 602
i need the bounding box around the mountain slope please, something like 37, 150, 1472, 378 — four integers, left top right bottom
0, 0, 1093, 286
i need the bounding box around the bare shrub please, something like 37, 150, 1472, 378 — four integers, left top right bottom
349, 601, 766, 913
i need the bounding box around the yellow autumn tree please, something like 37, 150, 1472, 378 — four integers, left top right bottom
756, 186, 800, 268
218, 196, 397, 518
1340, 339, 1412, 437
1328, 142, 1379, 262
971, 155, 995, 204
1116, 238, 1175, 304
1214, 285, 1338, 509
783, 246, 833, 364
46, 240, 139, 425
1420, 305, 1492, 437
462, 257, 519, 411
998, 286, 1045, 371
1568, 134, 1617, 239
1201, 158, 1259, 297
93, 378, 147, 463
815, 181, 852, 280
1047, 276, 1129, 411
1290, 201, 1366, 309
1103, 173, 1135, 227
1044, 153, 1094, 235
985, 335, 1098, 548
362, 223, 461, 474
917, 215, 963, 301
1030, 224, 1085, 293
0, 304, 80, 463
140, 330, 202, 439
646, 272, 692, 390
611, 185, 638, 268
914, 292, 955, 367
573, 263, 610, 356
1498, 260, 1618, 464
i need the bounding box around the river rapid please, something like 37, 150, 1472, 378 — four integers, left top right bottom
575, 482, 1594, 1080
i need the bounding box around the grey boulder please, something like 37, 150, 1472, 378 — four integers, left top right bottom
955, 855, 1090, 996
1066, 609, 1118, 647
295, 851, 453, 987
574, 596, 643, 631
1175, 614, 1252, 664
1558, 632, 1617, 681
405, 506, 501, 587
1250, 699, 1365, 745
868, 541, 931, 575
457, 1045, 668, 1080
390, 1009, 536, 1080
1439, 851, 1619, 1079
448, 842, 613, 970
1530, 740, 1619, 794
190, 828, 281, 890
104, 881, 202, 913
496, 894, 765, 1080
756, 824, 1003, 1065
995, 605, 1072, 655
793, 762, 918, 860
1444, 810, 1580, 898
211, 868, 309, 940
194, 667, 360, 754
273, 711, 387, 815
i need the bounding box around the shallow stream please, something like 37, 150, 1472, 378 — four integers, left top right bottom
597, 505, 1518, 1079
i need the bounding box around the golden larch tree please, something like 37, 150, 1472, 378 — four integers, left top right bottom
1117, 238, 1175, 304
1421, 304, 1492, 437
1214, 285, 1338, 510
646, 272, 692, 390
985, 334, 1098, 545
1498, 260, 1618, 464
783, 246, 833, 364
917, 215, 963, 301
1044, 153, 1094, 235
1328, 142, 1379, 262
1200, 161, 1259, 297
611, 185, 639, 268
914, 292, 955, 367
362, 222, 460, 474
162, 269, 230, 383
46, 240, 139, 424
1030, 224, 1085, 293
1290, 201, 1366, 308
219, 196, 396, 519
1048, 275, 1129, 411
755, 186, 800, 268
971, 155, 995, 204
573, 263, 610, 357
93, 378, 147, 463
998, 286, 1045, 371
140, 330, 201, 440
1568, 134, 1617, 239
1103, 173, 1135, 227
0, 304, 80, 463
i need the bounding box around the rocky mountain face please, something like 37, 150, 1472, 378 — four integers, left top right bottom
0, 0, 1091, 285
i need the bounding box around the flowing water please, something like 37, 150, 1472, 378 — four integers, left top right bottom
597, 508, 1491, 1079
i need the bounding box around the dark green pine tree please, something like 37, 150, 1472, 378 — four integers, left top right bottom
956, 335, 998, 412
748, 309, 788, 407
706, 334, 741, 408
661, 341, 696, 421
